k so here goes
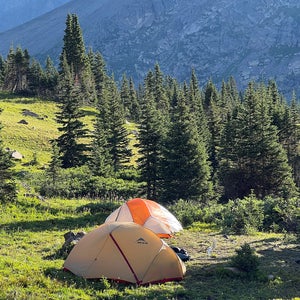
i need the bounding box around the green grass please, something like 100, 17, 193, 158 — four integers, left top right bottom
0, 96, 59, 169
0, 197, 299, 300
0, 93, 299, 299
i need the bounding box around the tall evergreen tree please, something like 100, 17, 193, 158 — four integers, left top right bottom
188, 69, 210, 144
128, 77, 141, 122
59, 14, 95, 104
203, 79, 222, 175
3, 46, 30, 93
28, 58, 43, 96
89, 61, 113, 177
227, 76, 240, 104
90, 113, 113, 177
3, 47, 16, 92
43, 56, 59, 98
120, 73, 131, 119
0, 55, 5, 89
15, 47, 30, 92
160, 89, 213, 203
219, 82, 297, 199
60, 14, 86, 79
136, 84, 164, 200
89, 50, 108, 101
106, 78, 131, 173
280, 92, 300, 187
55, 56, 89, 168
47, 141, 62, 185
153, 63, 170, 114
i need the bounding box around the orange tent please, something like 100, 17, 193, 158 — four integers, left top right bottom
63, 222, 186, 285
105, 198, 183, 238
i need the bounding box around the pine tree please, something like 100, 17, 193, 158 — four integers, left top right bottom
89, 50, 108, 100
280, 92, 300, 187
90, 76, 113, 177
120, 73, 131, 119
188, 69, 210, 144
60, 14, 86, 79
106, 78, 131, 173
153, 63, 170, 114
0, 55, 5, 89
71, 14, 86, 77
227, 76, 240, 105
3, 47, 16, 92
90, 114, 113, 177
43, 56, 59, 98
47, 141, 62, 184
59, 14, 95, 104
28, 59, 43, 96
219, 82, 297, 199
80, 54, 97, 105
160, 89, 213, 203
267, 80, 285, 129
136, 84, 164, 200
203, 79, 222, 175
128, 77, 141, 122
3, 46, 30, 93
15, 47, 30, 92
0, 111, 16, 203
55, 56, 89, 168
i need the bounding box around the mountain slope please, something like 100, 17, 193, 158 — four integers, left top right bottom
0, 0, 71, 32
1, 0, 300, 95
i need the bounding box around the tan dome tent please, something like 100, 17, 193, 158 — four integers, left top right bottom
63, 222, 186, 285
105, 198, 183, 238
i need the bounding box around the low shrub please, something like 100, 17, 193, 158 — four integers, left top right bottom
167, 199, 203, 227
219, 192, 264, 234
35, 166, 144, 200
230, 243, 260, 278
263, 196, 300, 233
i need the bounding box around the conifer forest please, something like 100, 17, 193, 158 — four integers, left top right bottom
0, 13, 299, 235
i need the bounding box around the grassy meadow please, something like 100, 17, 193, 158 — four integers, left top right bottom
0, 93, 59, 169
0, 94, 300, 299
1, 197, 299, 300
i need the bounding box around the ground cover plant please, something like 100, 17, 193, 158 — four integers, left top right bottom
0, 197, 299, 300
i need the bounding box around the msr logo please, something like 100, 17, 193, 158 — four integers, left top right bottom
136, 237, 148, 244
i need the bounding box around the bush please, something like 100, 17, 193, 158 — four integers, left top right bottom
220, 192, 264, 234
230, 243, 260, 277
263, 196, 300, 233
168, 199, 203, 227
36, 166, 144, 200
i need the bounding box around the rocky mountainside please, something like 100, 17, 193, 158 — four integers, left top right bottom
0, 0, 71, 32
1, 0, 300, 96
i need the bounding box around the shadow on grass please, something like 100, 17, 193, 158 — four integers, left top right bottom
0, 92, 22, 100
44, 267, 188, 299
45, 267, 126, 291
0, 212, 108, 233
76, 201, 119, 214
1, 198, 120, 234
183, 239, 300, 300
0, 92, 56, 103
14, 198, 119, 218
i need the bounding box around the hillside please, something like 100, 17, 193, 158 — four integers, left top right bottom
1, 0, 300, 96
0, 95, 58, 167
0, 94, 137, 171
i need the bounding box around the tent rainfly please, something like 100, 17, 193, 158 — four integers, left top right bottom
105, 198, 183, 238
63, 222, 186, 285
